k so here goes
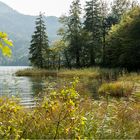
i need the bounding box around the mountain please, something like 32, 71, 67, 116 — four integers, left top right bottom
0, 1, 61, 65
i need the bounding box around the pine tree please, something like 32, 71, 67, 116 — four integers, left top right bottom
59, 0, 82, 68
100, 0, 110, 64
29, 13, 49, 68
84, 0, 102, 66
68, 0, 82, 67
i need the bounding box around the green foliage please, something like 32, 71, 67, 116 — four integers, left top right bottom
105, 7, 140, 70
25, 0, 140, 70
59, 0, 84, 68
84, 0, 103, 65
0, 78, 140, 139
119, 73, 140, 82
57, 0, 138, 69
68, 0, 82, 67
49, 40, 66, 69
29, 13, 49, 68
98, 81, 133, 97
16, 67, 121, 81
0, 97, 23, 139
0, 32, 13, 57
110, 0, 131, 24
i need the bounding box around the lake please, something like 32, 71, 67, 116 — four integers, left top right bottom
0, 66, 50, 107
0, 66, 99, 107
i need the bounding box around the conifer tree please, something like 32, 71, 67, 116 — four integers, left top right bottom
100, 0, 110, 64
29, 13, 49, 68
84, 0, 102, 65
59, 0, 82, 68
68, 0, 82, 67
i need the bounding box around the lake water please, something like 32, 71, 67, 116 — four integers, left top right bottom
0, 66, 99, 107
0, 66, 48, 107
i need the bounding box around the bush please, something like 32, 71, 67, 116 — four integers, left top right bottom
0, 97, 25, 139
98, 81, 133, 97
0, 79, 139, 139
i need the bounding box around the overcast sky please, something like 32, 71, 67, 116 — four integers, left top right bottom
0, 0, 139, 17
0, 0, 86, 17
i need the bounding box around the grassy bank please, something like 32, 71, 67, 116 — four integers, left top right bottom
16, 67, 140, 98
16, 68, 57, 77
0, 79, 140, 139
15, 68, 140, 98
16, 67, 121, 80
16, 68, 100, 78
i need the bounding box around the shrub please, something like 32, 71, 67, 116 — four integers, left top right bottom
98, 81, 133, 97
0, 97, 25, 139
0, 78, 140, 139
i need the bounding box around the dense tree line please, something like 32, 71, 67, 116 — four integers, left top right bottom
105, 7, 140, 70
29, 0, 140, 70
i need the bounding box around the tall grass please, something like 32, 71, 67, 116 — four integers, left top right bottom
0, 79, 140, 139
16, 67, 122, 80
15, 67, 139, 98
98, 81, 134, 97
16, 68, 57, 77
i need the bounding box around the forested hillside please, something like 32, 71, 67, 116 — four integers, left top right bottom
0, 1, 60, 65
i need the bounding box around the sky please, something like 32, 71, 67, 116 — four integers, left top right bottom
1, 0, 139, 17
0, 0, 86, 17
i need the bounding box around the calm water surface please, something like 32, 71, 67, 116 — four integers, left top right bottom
0, 66, 98, 107
0, 66, 51, 107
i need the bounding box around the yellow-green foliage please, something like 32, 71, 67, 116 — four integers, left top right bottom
0, 79, 140, 139
0, 97, 24, 139
0, 32, 13, 57
58, 68, 100, 78
119, 73, 140, 82
98, 81, 134, 97
16, 67, 121, 81
16, 68, 101, 78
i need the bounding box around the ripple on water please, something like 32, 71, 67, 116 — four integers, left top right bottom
0, 66, 42, 108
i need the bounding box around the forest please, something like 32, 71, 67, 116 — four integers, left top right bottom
0, 0, 140, 139
28, 0, 140, 70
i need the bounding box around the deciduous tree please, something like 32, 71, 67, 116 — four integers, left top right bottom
105, 7, 140, 70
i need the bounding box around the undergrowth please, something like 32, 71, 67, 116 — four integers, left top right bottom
0, 78, 140, 139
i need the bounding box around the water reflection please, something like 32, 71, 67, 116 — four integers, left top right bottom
0, 66, 46, 107
0, 66, 100, 107
29, 77, 45, 97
